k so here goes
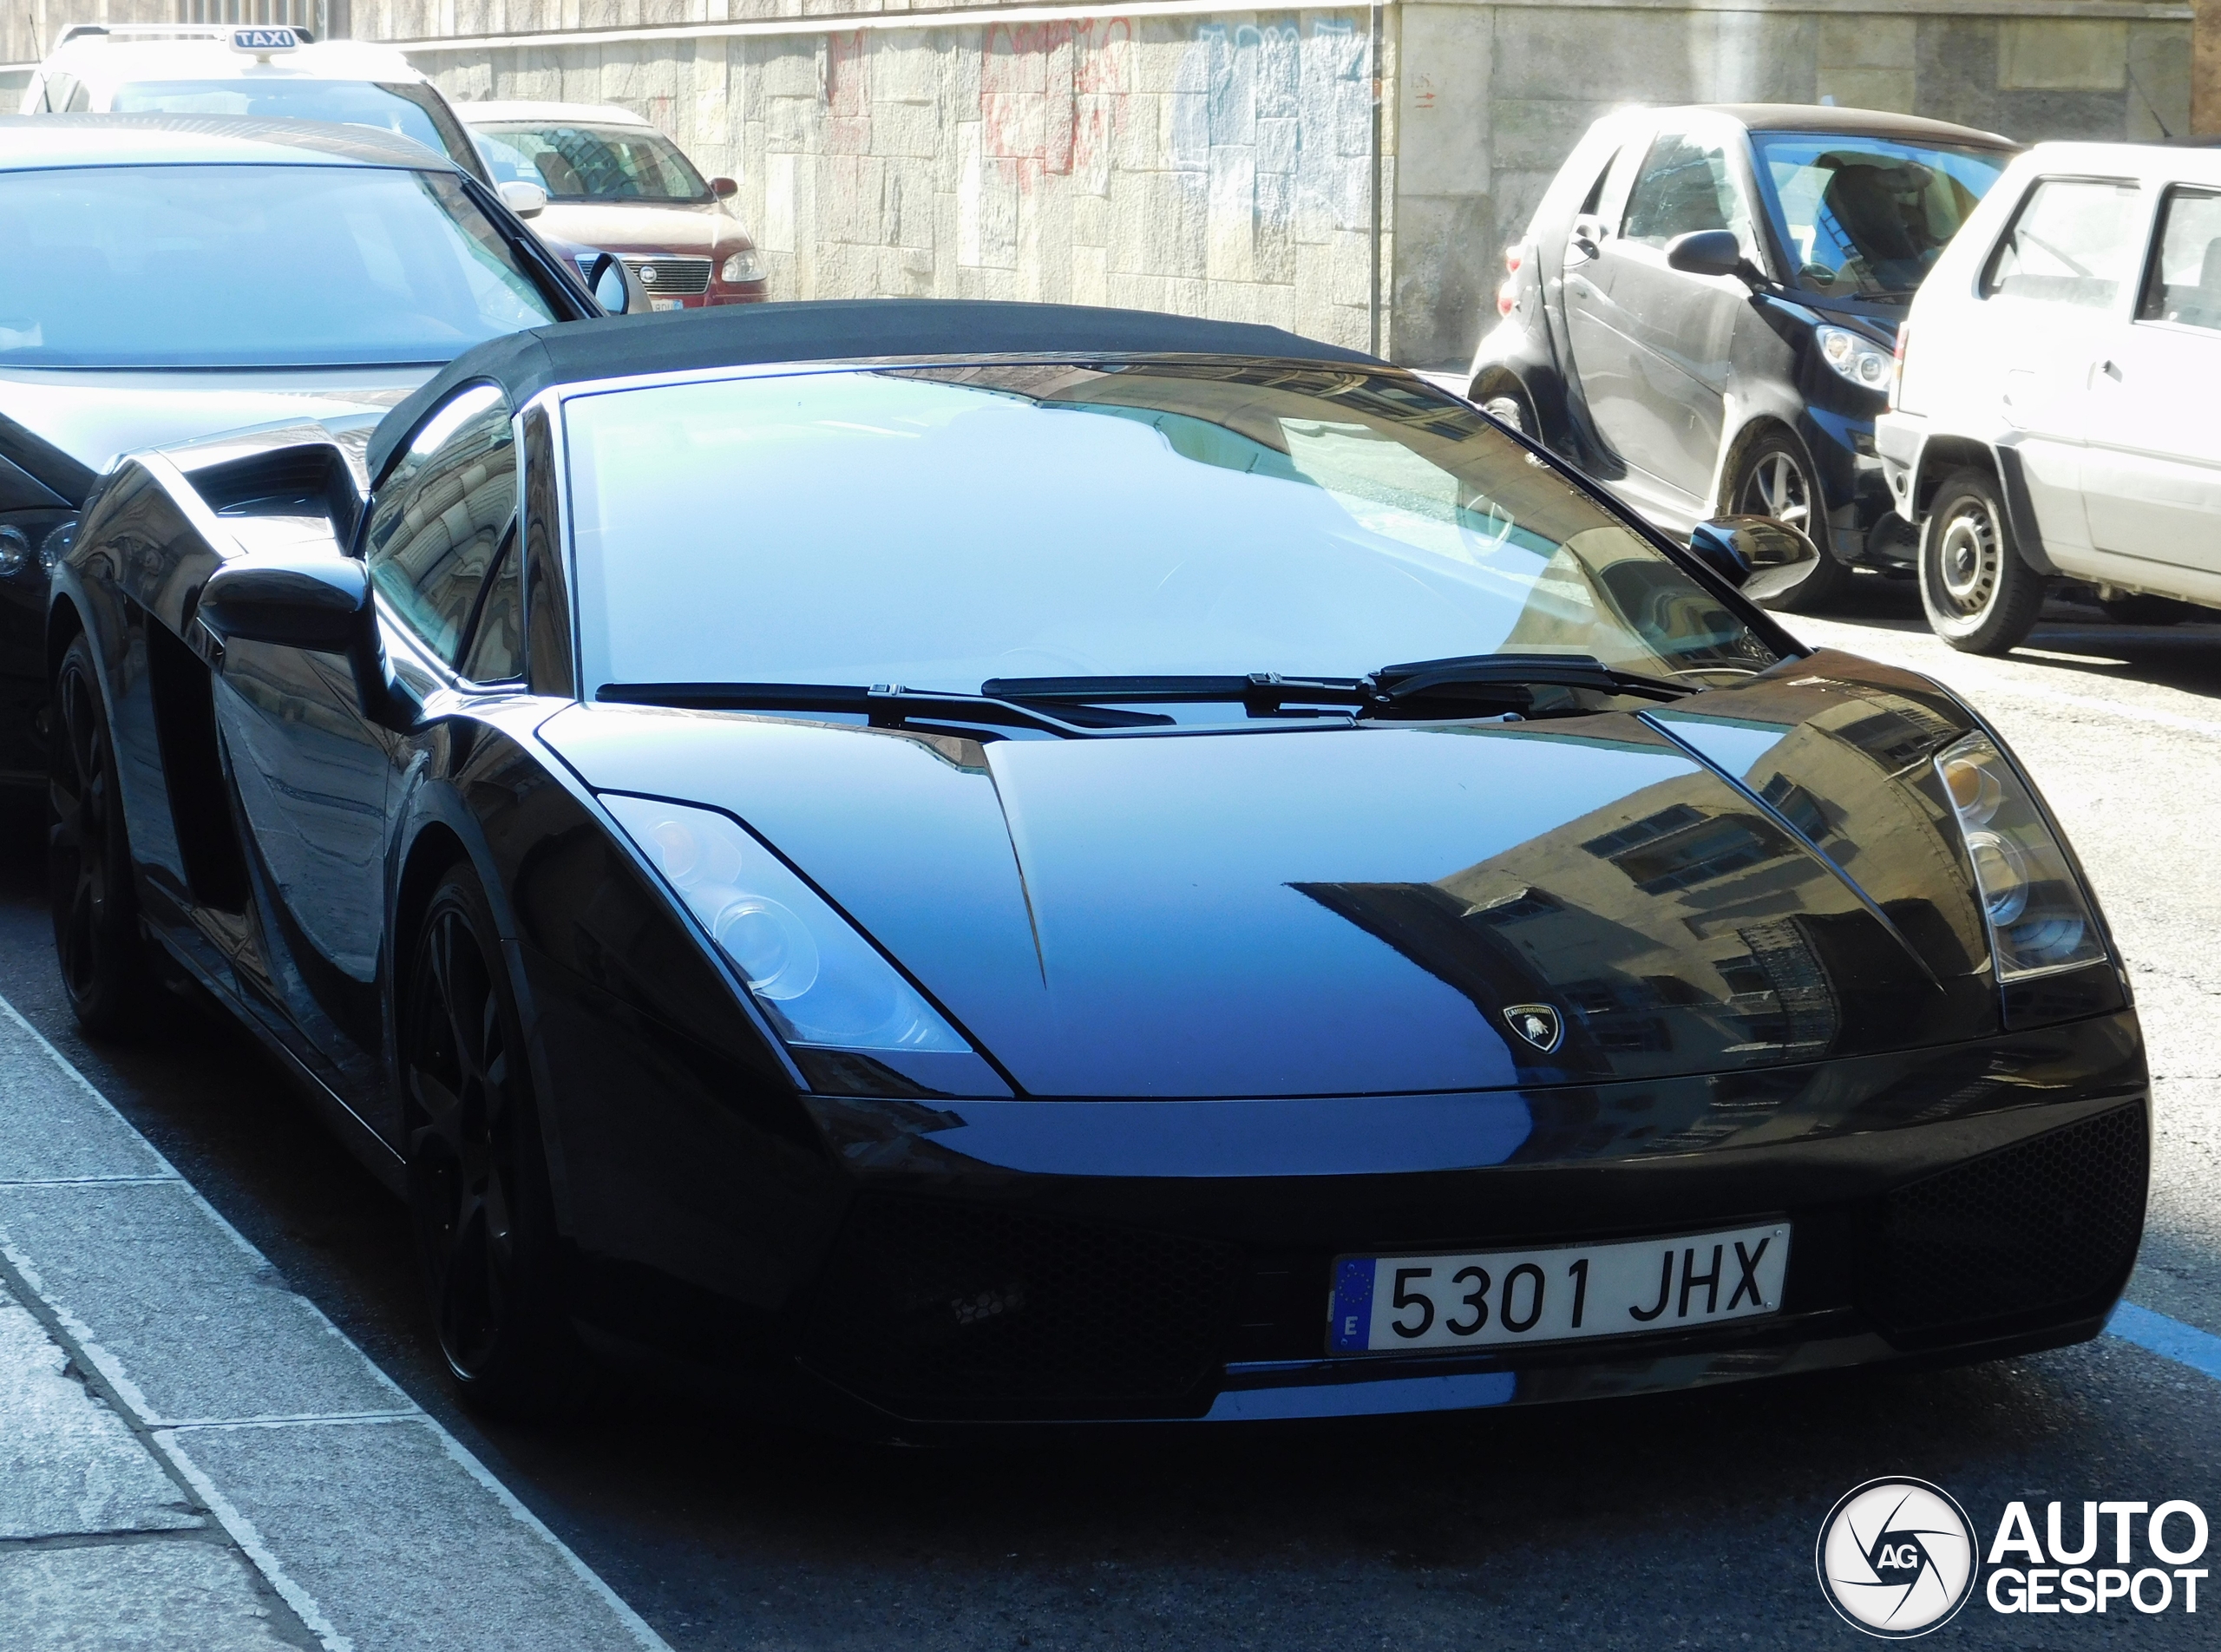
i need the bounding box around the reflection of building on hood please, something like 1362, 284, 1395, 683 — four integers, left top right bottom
1293, 694, 1986, 1081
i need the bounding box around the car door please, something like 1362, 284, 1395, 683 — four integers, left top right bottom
2080, 184, 2221, 585
1562, 124, 1759, 511
1973, 174, 2145, 560
213, 384, 518, 1089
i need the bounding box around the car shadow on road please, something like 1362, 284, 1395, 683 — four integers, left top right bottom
1810, 573, 2221, 702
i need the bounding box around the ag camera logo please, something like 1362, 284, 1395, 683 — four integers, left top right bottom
1816, 1478, 1978, 1638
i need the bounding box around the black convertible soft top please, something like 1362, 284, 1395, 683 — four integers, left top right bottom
366, 298, 1382, 482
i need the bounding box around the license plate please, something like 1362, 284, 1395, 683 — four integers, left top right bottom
1327, 1223, 1789, 1354
652, 298, 683, 311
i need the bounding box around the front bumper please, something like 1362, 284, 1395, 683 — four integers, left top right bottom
777, 1010, 2146, 1436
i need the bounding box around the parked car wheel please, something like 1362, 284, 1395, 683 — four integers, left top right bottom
1731, 432, 1851, 612
2095, 592, 2197, 626
1472, 376, 1536, 436
403, 864, 594, 1419
48, 633, 153, 1036
1919, 467, 2046, 655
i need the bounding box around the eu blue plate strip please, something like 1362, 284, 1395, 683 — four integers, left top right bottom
1202, 1370, 1516, 1421
2107, 1301, 2221, 1383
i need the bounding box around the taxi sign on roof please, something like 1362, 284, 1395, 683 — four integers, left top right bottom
229, 25, 300, 54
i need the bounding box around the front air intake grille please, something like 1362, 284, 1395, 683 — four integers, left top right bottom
1863, 1104, 2147, 1341
800, 1196, 1240, 1418
575, 252, 712, 295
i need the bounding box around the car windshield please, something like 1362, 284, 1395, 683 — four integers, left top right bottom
474, 121, 709, 202
567, 364, 1780, 702
110, 79, 463, 163
1751, 133, 2011, 299
0, 163, 559, 368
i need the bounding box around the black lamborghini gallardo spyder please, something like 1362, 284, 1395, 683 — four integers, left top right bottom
46, 299, 2147, 1432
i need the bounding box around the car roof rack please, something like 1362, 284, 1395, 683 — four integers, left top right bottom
56, 22, 316, 46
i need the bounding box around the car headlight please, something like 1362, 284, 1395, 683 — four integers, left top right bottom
0, 515, 76, 580
719, 249, 765, 284
602, 793, 969, 1052
1817, 324, 1893, 391
40, 518, 77, 571
1934, 732, 2106, 980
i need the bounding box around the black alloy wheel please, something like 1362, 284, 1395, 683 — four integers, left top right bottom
1918, 466, 2046, 655
403, 865, 593, 1419
48, 633, 151, 1035
1731, 431, 1852, 612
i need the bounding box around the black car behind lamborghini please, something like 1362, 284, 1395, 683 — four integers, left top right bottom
47, 300, 2146, 1433
1469, 104, 2016, 612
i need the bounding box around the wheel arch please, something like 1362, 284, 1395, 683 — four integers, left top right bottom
1915, 438, 2058, 577
1711, 414, 1821, 522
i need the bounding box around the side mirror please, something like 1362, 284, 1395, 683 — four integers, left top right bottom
586, 251, 631, 314
196, 554, 366, 652
1666, 229, 1764, 289
498, 179, 547, 219
709, 176, 738, 200
1569, 213, 1604, 261
1687, 515, 1824, 603
193, 554, 420, 731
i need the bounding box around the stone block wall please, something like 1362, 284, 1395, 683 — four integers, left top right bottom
411, 9, 1394, 349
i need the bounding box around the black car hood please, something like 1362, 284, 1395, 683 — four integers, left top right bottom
0, 367, 430, 503
541, 654, 2001, 1098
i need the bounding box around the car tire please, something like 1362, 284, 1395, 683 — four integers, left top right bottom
48, 633, 154, 1037
1473, 377, 1536, 436
1919, 467, 2047, 655
403, 864, 595, 1420
1728, 432, 1852, 612
2096, 592, 2195, 626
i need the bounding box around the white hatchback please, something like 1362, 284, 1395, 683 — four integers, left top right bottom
1877, 141, 2221, 652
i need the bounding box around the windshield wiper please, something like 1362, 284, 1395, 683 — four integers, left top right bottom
595, 681, 1171, 736
980, 672, 1372, 712
985, 659, 1690, 722
1364, 653, 1691, 713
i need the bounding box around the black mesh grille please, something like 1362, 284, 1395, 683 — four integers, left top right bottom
1864, 1105, 2147, 1339
800, 1196, 1240, 1418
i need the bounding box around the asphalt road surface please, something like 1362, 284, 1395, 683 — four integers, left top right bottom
3, 576, 2218, 1650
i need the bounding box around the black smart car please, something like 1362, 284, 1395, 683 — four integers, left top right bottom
1470, 104, 2016, 610
50, 301, 2145, 1435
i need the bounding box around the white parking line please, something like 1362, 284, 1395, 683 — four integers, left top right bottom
2107, 1301, 2221, 1383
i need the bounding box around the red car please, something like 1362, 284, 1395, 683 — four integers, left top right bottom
461, 99, 769, 308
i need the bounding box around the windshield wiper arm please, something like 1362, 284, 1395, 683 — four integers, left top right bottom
981, 672, 1372, 709
595, 681, 1170, 735
1366, 653, 1691, 710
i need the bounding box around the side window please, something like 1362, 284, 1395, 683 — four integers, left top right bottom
2138, 187, 2221, 331
365, 384, 516, 667
462, 535, 524, 682
1620, 132, 1754, 255
63, 82, 91, 113
1982, 178, 2141, 308
42, 74, 78, 113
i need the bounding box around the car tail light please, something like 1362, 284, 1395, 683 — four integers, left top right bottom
1498, 246, 1524, 316
1890, 324, 1909, 411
